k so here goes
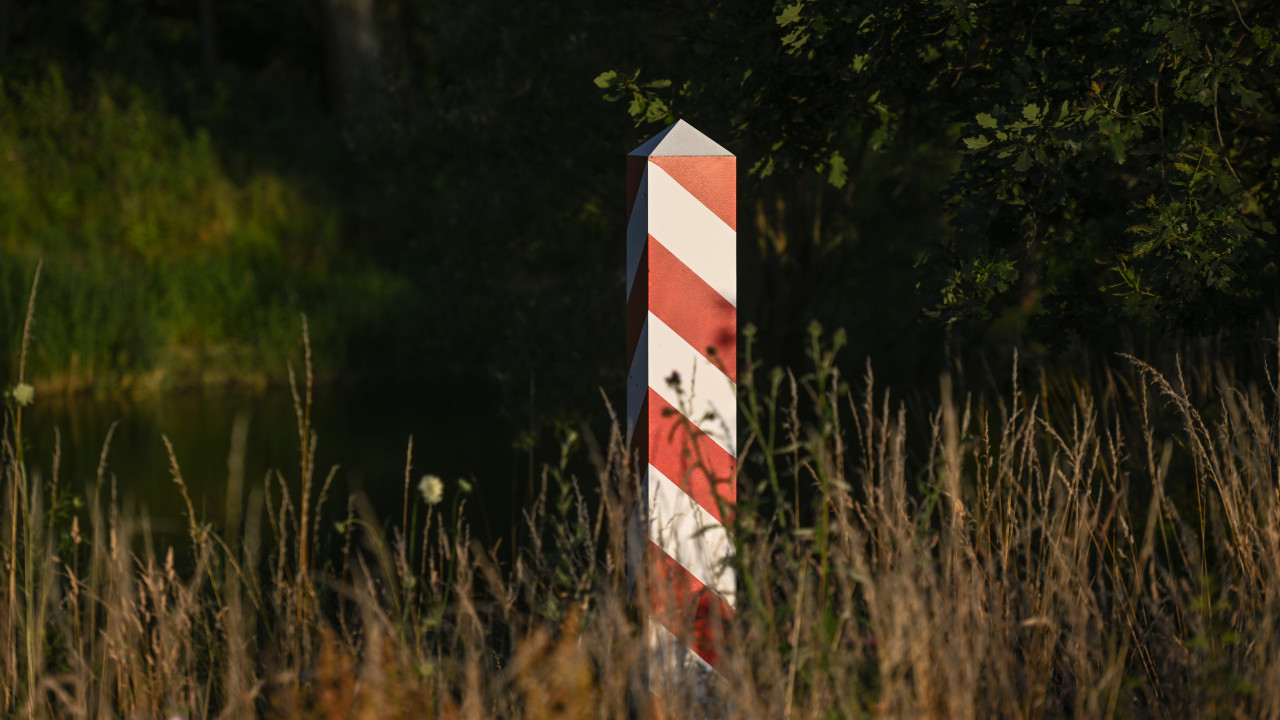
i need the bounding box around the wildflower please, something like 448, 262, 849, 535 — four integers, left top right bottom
457, 478, 473, 493
418, 474, 444, 505
10, 382, 34, 407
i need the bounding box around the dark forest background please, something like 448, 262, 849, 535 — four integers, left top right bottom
1, 0, 1276, 426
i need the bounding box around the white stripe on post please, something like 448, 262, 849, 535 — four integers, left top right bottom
648, 465, 735, 604
644, 312, 737, 455
645, 163, 737, 306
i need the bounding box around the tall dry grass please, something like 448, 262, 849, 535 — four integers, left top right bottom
4, 266, 1280, 717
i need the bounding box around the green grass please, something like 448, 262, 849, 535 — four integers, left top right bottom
0, 70, 410, 394
5, 270, 1280, 717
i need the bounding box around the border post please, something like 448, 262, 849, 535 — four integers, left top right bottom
625, 120, 737, 715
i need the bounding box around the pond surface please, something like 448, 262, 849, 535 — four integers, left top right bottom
19, 380, 527, 554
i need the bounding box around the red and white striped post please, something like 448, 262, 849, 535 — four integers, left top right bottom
625, 120, 737, 714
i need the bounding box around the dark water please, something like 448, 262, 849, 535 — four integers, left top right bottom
19, 381, 525, 552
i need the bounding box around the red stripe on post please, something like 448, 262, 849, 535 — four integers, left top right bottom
647, 389, 736, 524
647, 237, 737, 380
647, 541, 734, 670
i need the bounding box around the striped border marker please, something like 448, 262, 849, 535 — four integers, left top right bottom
625, 120, 736, 715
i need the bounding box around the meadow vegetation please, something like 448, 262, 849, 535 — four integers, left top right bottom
4, 271, 1280, 718
0, 73, 409, 394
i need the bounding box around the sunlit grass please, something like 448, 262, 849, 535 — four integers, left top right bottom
4, 267, 1280, 717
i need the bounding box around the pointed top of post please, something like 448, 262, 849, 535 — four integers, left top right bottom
628, 119, 733, 158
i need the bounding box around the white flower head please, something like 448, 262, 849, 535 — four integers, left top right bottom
418, 474, 444, 506
10, 383, 34, 407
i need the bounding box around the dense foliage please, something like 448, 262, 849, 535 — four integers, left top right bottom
599, 0, 1279, 346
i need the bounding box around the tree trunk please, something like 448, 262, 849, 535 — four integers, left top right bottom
322, 0, 383, 121
199, 0, 219, 78
0, 0, 11, 60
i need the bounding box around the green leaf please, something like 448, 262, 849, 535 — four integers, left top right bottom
776, 2, 804, 26
976, 112, 998, 129
644, 97, 671, 123
781, 28, 809, 50
963, 136, 991, 150
826, 150, 848, 188
1236, 85, 1264, 112
593, 71, 618, 89
1021, 103, 1041, 122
